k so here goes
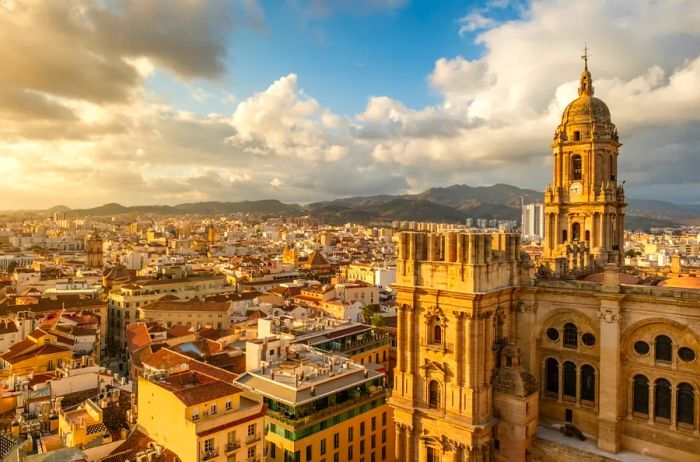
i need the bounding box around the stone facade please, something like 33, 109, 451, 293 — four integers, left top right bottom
389, 59, 700, 462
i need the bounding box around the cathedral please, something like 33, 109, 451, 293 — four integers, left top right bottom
389, 58, 700, 461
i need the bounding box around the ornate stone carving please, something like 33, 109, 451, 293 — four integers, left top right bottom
599, 309, 622, 323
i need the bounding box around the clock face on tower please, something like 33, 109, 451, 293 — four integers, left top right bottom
569, 182, 582, 196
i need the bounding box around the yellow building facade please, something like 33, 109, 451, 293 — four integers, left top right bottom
236, 345, 395, 462
138, 369, 266, 462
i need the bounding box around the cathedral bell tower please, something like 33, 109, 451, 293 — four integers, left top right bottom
544, 50, 626, 270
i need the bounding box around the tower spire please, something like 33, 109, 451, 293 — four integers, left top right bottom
578, 44, 594, 96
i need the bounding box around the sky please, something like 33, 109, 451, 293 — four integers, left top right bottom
1, 0, 699, 209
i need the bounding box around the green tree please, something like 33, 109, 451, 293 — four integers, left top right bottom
361, 304, 379, 323
370, 314, 385, 328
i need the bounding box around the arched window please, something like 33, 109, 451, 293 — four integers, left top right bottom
572, 155, 582, 180
432, 324, 442, 344
585, 230, 591, 241
572, 223, 581, 241
562, 229, 568, 243
563, 323, 578, 349
677, 382, 695, 426
581, 365, 595, 402
610, 154, 616, 181
428, 380, 441, 409
655, 378, 672, 421
563, 361, 576, 398
655, 335, 673, 363
545, 358, 559, 396
633, 375, 649, 415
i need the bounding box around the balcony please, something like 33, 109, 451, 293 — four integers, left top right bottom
225, 441, 241, 453
266, 390, 388, 429
323, 334, 391, 356
201, 449, 219, 461
246, 433, 261, 445
420, 338, 453, 352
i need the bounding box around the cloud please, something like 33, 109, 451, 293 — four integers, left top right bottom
458, 12, 497, 35
2, 0, 700, 208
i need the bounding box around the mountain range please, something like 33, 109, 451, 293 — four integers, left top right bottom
8, 184, 700, 230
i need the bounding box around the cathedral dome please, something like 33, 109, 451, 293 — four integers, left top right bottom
561, 93, 611, 125
559, 58, 612, 126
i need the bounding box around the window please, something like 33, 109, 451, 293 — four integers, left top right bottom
633, 375, 649, 415
678, 347, 696, 362
634, 341, 649, 355
349, 427, 354, 442
546, 328, 559, 342
563, 323, 578, 349
428, 380, 441, 409
348, 446, 353, 460
371, 435, 376, 449
677, 382, 695, 426
381, 429, 386, 444
306, 446, 312, 461
573, 131, 581, 141
572, 155, 582, 179
334, 453, 339, 462
427, 447, 440, 462
204, 438, 214, 452
545, 358, 559, 396
382, 412, 386, 426
247, 447, 255, 459
381, 447, 386, 461
247, 424, 256, 436
655, 378, 672, 421
563, 361, 576, 398
227, 431, 236, 444
192, 407, 200, 420
562, 229, 568, 243
371, 416, 376, 432
270, 445, 276, 459
432, 324, 442, 344
582, 333, 595, 347
225, 400, 232, 410
360, 422, 365, 436
321, 439, 327, 455
655, 335, 672, 363
360, 440, 365, 455
581, 365, 595, 402
334, 433, 340, 449
572, 222, 581, 242
210, 404, 217, 414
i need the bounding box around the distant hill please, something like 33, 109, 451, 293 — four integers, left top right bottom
308, 184, 700, 229
19, 183, 699, 229
62, 200, 301, 217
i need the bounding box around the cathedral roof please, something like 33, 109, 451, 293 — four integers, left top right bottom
561, 93, 611, 125
659, 275, 700, 289
493, 367, 538, 398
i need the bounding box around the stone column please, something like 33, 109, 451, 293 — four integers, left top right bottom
407, 304, 416, 399
597, 296, 623, 453
671, 384, 678, 429
396, 424, 406, 461
576, 366, 582, 406
406, 426, 416, 462
557, 364, 563, 403
649, 384, 655, 424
